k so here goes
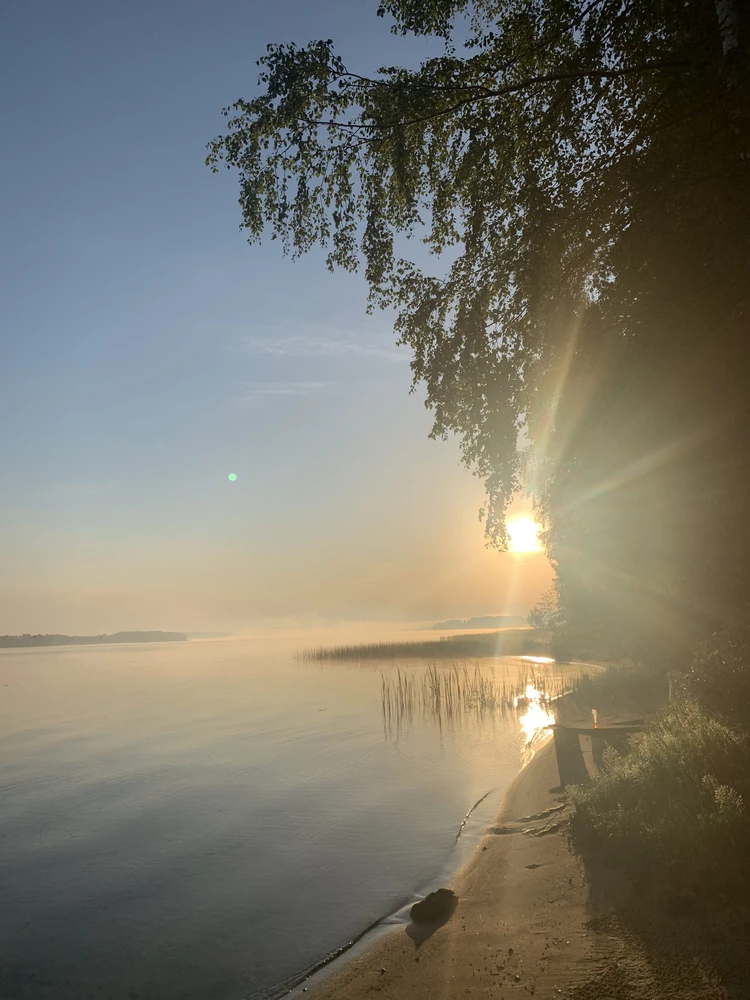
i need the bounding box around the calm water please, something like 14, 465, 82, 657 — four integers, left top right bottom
0, 635, 548, 1000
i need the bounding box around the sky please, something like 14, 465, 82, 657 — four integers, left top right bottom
0, 0, 552, 634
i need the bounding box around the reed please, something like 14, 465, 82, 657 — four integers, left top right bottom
380, 668, 418, 733
379, 660, 570, 735
299, 629, 548, 662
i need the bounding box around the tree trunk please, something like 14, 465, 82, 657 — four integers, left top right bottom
714, 0, 742, 55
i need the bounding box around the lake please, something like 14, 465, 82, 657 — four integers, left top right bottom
0, 633, 557, 1000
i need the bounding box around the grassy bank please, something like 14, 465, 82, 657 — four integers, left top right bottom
299, 628, 550, 661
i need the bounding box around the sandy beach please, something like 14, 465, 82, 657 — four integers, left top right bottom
305, 730, 731, 1000
305, 739, 595, 999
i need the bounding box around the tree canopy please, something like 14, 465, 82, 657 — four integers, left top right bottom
208, 0, 750, 660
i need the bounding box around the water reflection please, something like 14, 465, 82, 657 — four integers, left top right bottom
515, 682, 557, 744
1, 638, 554, 1000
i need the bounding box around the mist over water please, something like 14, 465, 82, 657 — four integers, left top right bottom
0, 634, 555, 1000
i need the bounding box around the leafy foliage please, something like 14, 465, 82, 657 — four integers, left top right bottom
570, 699, 750, 885
527, 587, 564, 631
207, 1, 750, 647
681, 614, 750, 729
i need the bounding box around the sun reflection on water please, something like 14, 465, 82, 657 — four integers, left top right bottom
515, 681, 556, 745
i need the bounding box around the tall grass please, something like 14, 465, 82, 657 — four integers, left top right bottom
299, 629, 548, 662
379, 660, 570, 735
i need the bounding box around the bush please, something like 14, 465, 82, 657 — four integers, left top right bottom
569, 699, 750, 888
680, 614, 750, 731
569, 664, 668, 711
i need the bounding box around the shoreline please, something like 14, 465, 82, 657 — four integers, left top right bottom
281, 746, 544, 999
297, 735, 592, 999
298, 711, 707, 1000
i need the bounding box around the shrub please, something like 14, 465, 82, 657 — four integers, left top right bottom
569, 699, 750, 888
569, 664, 668, 712
680, 613, 750, 731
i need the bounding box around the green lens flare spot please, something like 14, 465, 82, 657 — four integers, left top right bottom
228, 473, 237, 482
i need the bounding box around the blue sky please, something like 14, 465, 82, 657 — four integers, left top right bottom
0, 0, 550, 633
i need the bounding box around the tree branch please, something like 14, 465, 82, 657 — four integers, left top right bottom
294, 60, 689, 133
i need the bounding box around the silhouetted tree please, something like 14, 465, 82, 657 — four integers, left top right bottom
527, 588, 563, 632
208, 0, 750, 661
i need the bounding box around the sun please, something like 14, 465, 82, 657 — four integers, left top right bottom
507, 516, 543, 553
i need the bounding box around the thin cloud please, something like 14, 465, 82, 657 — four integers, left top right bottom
241, 334, 407, 363
235, 382, 327, 408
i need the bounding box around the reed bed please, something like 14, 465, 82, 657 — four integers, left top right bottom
379, 660, 571, 735
299, 629, 548, 662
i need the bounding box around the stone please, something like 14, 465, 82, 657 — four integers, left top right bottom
410, 888, 458, 924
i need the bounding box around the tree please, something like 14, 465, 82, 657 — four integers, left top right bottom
208, 0, 750, 660
527, 587, 564, 631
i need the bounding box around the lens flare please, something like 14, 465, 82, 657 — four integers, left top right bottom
228, 473, 237, 482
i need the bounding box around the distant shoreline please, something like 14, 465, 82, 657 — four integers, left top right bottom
0, 631, 188, 649
429, 614, 527, 630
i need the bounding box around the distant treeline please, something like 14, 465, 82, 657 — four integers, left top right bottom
431, 615, 527, 630
0, 631, 187, 648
